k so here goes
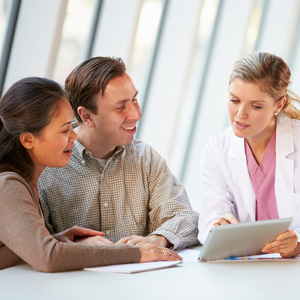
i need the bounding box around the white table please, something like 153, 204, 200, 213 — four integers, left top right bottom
0, 245, 298, 300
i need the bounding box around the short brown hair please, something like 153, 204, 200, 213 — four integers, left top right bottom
65, 56, 126, 122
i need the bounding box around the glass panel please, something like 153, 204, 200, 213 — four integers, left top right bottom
169, 0, 220, 178
52, 0, 96, 84
127, 0, 164, 109
0, 0, 12, 60
242, 0, 264, 55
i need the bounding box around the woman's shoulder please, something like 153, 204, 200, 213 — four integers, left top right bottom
0, 172, 31, 192
206, 126, 234, 147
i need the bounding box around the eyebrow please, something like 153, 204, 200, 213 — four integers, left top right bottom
229, 92, 266, 102
61, 121, 72, 127
116, 90, 139, 104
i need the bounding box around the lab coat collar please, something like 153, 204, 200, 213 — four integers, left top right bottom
276, 112, 294, 158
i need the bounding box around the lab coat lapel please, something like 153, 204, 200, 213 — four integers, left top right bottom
275, 113, 295, 218
229, 133, 256, 221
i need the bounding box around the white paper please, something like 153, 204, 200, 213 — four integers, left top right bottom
207, 253, 300, 263
175, 249, 200, 263
84, 260, 181, 274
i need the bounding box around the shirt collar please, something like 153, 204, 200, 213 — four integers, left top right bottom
72, 120, 125, 160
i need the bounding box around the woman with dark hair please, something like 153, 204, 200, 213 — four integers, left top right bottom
0, 77, 181, 272
198, 52, 300, 258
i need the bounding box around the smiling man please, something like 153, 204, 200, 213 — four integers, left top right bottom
38, 57, 199, 250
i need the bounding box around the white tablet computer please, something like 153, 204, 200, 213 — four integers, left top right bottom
198, 217, 293, 262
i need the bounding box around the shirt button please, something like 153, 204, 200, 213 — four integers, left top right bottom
106, 231, 110, 236
81, 160, 85, 164
104, 202, 108, 207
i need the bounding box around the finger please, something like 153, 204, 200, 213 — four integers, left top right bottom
127, 237, 145, 245
116, 237, 134, 245
217, 218, 230, 225
98, 236, 114, 245
72, 226, 105, 237
224, 214, 239, 224
159, 249, 182, 261
276, 230, 296, 241
213, 222, 220, 227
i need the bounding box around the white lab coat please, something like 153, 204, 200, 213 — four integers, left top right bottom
198, 112, 300, 244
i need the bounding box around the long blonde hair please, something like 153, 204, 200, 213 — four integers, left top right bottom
229, 52, 300, 120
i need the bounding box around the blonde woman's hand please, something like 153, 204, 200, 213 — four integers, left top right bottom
262, 229, 299, 258
213, 213, 239, 226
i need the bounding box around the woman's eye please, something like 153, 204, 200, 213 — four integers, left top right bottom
230, 99, 239, 103
253, 105, 262, 109
62, 129, 69, 134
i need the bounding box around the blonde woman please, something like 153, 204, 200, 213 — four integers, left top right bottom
198, 52, 300, 258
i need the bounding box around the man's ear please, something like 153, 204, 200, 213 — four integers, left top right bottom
20, 133, 35, 150
77, 106, 95, 128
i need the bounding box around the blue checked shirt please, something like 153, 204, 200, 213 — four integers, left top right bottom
38, 136, 199, 250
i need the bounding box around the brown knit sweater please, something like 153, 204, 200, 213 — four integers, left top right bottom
0, 172, 140, 272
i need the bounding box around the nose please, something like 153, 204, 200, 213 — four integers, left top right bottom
237, 105, 248, 119
127, 101, 142, 121
70, 128, 77, 142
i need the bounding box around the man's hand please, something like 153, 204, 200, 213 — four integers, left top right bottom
53, 226, 105, 243
74, 236, 114, 246
116, 235, 172, 248
262, 230, 299, 258
138, 243, 181, 263
213, 213, 239, 226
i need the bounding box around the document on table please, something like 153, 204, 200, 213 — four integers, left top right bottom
84, 249, 199, 274
84, 260, 181, 274
206, 253, 300, 263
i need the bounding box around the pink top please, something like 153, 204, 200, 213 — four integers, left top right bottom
245, 131, 279, 221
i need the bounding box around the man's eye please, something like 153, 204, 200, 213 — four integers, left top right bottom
117, 106, 125, 110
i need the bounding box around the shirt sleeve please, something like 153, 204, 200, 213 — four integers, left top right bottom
0, 174, 141, 272
38, 182, 55, 234
146, 147, 199, 250
198, 136, 237, 244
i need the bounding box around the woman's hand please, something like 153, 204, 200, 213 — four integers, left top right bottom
74, 236, 114, 246
138, 243, 182, 263
53, 226, 105, 243
262, 229, 299, 258
213, 213, 239, 226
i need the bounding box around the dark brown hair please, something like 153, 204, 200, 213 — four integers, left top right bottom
229, 52, 300, 119
65, 56, 126, 122
0, 77, 66, 181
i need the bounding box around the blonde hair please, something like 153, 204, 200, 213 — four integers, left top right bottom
229, 52, 300, 120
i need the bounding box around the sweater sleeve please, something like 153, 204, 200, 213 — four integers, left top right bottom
0, 173, 141, 272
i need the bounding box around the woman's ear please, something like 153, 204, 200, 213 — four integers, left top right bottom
77, 106, 95, 128
276, 97, 286, 114
20, 133, 35, 150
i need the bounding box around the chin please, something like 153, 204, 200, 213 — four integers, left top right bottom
232, 127, 248, 139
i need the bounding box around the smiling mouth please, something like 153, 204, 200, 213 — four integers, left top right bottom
236, 121, 249, 127
121, 126, 136, 131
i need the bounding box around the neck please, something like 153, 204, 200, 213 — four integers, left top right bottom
31, 167, 44, 188
246, 117, 276, 153
76, 123, 116, 159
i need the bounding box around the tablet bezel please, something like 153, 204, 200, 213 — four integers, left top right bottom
198, 217, 293, 262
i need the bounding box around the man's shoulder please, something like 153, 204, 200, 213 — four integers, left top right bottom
125, 139, 164, 162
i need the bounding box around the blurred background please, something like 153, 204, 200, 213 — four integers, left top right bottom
1, 0, 300, 212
